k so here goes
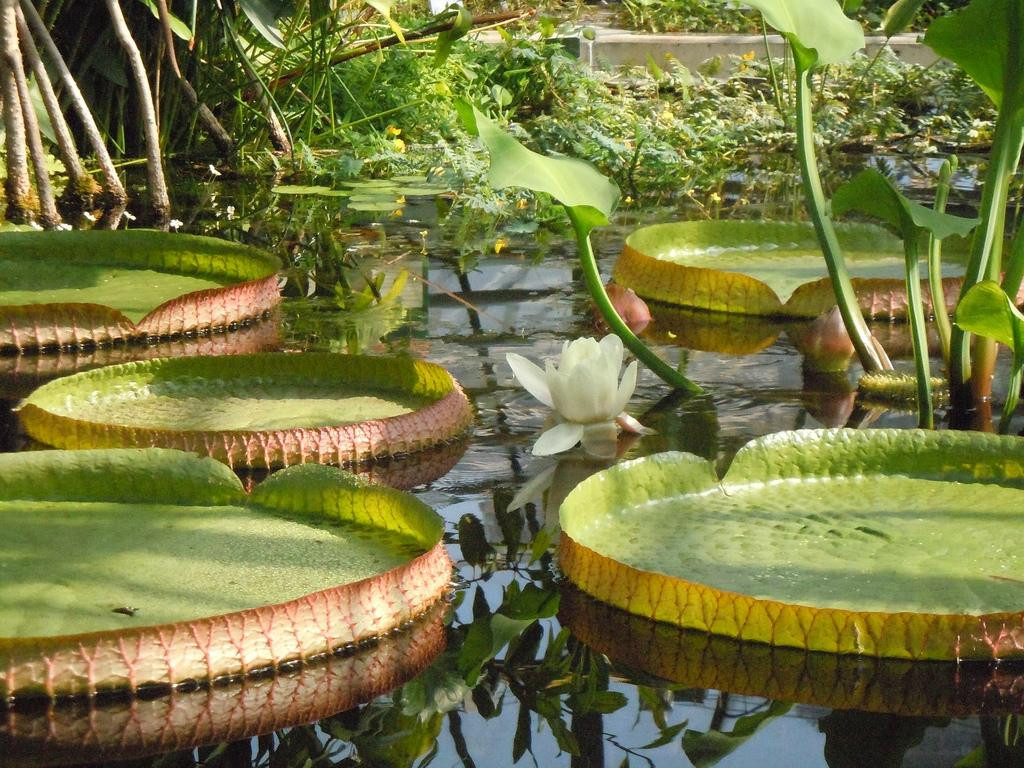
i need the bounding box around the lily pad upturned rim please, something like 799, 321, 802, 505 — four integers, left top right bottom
1, 601, 448, 766
0, 448, 452, 700
17, 352, 475, 469
613, 220, 966, 319
559, 428, 1024, 661
560, 585, 1024, 717
0, 230, 281, 352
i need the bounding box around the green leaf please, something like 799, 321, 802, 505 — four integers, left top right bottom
18, 353, 472, 470
832, 169, 979, 241
0, 449, 447, 696
640, 720, 689, 749
272, 184, 347, 196
559, 429, 1024, 660
435, 6, 473, 64
924, 0, 1024, 109
471, 107, 619, 235
365, 0, 406, 43
238, 0, 286, 48
135, 0, 192, 40
682, 702, 792, 768
955, 280, 1024, 351
741, 0, 864, 67
882, 0, 927, 37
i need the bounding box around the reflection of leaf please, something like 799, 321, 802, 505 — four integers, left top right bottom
741, 0, 863, 67
682, 701, 792, 767
640, 719, 688, 749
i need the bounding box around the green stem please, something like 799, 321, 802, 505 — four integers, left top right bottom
760, 17, 786, 122
950, 101, 1024, 405
999, 362, 1022, 435
928, 156, 956, 368
904, 234, 934, 429
1001, 220, 1024, 297
795, 64, 890, 372
570, 210, 702, 395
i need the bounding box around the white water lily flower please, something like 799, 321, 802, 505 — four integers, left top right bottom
507, 334, 653, 457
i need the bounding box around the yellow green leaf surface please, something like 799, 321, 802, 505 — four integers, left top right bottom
614, 221, 968, 318
17, 352, 474, 468
0, 230, 280, 350
559, 429, 1024, 660
0, 449, 451, 698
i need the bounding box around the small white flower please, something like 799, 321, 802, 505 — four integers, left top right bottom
82, 211, 96, 222
507, 334, 653, 458
168, 218, 183, 231
208, 164, 222, 177
225, 205, 236, 219
122, 210, 137, 221
56, 222, 73, 231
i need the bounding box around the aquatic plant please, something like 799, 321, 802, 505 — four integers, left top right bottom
0, 448, 451, 698
559, 428, 1024, 660
507, 335, 652, 457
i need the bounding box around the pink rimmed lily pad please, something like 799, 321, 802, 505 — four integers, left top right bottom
0, 230, 281, 351
0, 449, 451, 699
613, 220, 982, 319
17, 352, 474, 469
1, 601, 446, 766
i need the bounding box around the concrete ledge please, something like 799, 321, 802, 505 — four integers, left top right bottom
475, 29, 937, 75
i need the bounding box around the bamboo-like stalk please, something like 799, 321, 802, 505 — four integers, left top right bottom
0, 0, 31, 223
154, 0, 233, 159
19, 0, 126, 205
9, 12, 59, 227
15, 6, 97, 211
104, 0, 169, 220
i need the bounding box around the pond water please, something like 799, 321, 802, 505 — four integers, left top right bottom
2, 171, 1023, 768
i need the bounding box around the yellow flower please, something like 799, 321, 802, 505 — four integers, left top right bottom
740, 50, 756, 61
494, 237, 508, 254
385, 125, 402, 136
393, 138, 406, 153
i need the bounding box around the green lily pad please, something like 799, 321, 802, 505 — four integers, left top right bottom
2, 602, 446, 766
559, 428, 1024, 660
614, 220, 969, 319
0, 230, 280, 351
18, 352, 474, 469
347, 200, 405, 212
0, 448, 451, 698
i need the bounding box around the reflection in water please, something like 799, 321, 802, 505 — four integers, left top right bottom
560, 586, 1024, 718
0, 601, 447, 767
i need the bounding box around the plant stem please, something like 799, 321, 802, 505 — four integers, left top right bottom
1002, 221, 1024, 297
794, 64, 890, 372
569, 209, 702, 395
904, 234, 934, 429
0, 0, 30, 224
760, 17, 785, 122
928, 156, 956, 367
999, 362, 1022, 434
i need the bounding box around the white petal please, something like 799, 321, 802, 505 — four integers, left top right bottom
532, 422, 584, 456
616, 412, 655, 435
546, 360, 570, 414
561, 337, 600, 370
598, 333, 624, 372
507, 353, 553, 408
507, 464, 558, 512
611, 360, 638, 416
581, 421, 619, 459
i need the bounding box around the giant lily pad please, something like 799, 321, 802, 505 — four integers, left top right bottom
2, 602, 446, 766
559, 429, 1024, 661
17, 352, 474, 468
561, 587, 1024, 717
614, 221, 971, 319
0, 317, 280, 401
0, 449, 451, 699
0, 230, 281, 351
